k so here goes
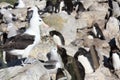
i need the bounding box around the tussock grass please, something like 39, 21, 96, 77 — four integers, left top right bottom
0, 0, 16, 5
46, 0, 56, 4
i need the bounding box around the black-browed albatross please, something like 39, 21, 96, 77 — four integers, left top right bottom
0, 6, 47, 59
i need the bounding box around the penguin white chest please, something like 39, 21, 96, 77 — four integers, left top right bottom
60, 1, 65, 12
53, 35, 62, 46
112, 53, 120, 70
92, 26, 97, 36
78, 55, 94, 74
16, 0, 25, 8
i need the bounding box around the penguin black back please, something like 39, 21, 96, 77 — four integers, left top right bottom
108, 0, 113, 9
104, 0, 113, 21
63, 0, 73, 15
2, 32, 8, 44
74, 47, 89, 59
57, 47, 85, 80
49, 30, 65, 46
105, 38, 118, 70
57, 47, 68, 64
108, 38, 120, 71
74, 47, 94, 63
76, 1, 85, 13
93, 23, 105, 40
105, 8, 113, 20
56, 68, 66, 80
74, 47, 95, 73
13, 2, 19, 9
109, 38, 120, 53
66, 56, 85, 80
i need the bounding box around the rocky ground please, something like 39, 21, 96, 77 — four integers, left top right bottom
0, 0, 120, 80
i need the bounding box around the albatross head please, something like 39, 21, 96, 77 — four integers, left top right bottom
51, 47, 58, 55
26, 6, 49, 28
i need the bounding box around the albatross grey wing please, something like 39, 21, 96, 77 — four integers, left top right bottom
1, 34, 35, 51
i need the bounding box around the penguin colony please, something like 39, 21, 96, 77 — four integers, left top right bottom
0, 0, 120, 80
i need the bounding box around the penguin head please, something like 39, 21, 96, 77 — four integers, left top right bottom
49, 30, 63, 36
47, 46, 59, 61
74, 47, 88, 60
49, 30, 56, 37
92, 23, 105, 40
49, 30, 65, 46
3, 5, 13, 10
109, 38, 119, 51
57, 47, 67, 57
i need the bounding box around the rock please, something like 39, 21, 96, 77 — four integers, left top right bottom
14, 21, 28, 29
0, 23, 7, 32
0, 59, 50, 80
85, 65, 114, 80
103, 30, 110, 40
116, 0, 120, 4
9, 8, 27, 21
105, 17, 119, 39
93, 39, 109, 48
112, 1, 120, 17
106, 17, 119, 32
85, 70, 106, 80
96, 0, 108, 2
83, 37, 93, 47
115, 70, 120, 78
89, 45, 100, 70
88, 1, 108, 12
71, 38, 84, 47
0, 0, 120, 80
93, 19, 106, 30
115, 33, 120, 50
78, 11, 107, 27
93, 39, 110, 56
23, 0, 46, 9
65, 44, 78, 57
0, 2, 13, 8
59, 12, 77, 45
75, 19, 88, 30
80, 0, 95, 10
